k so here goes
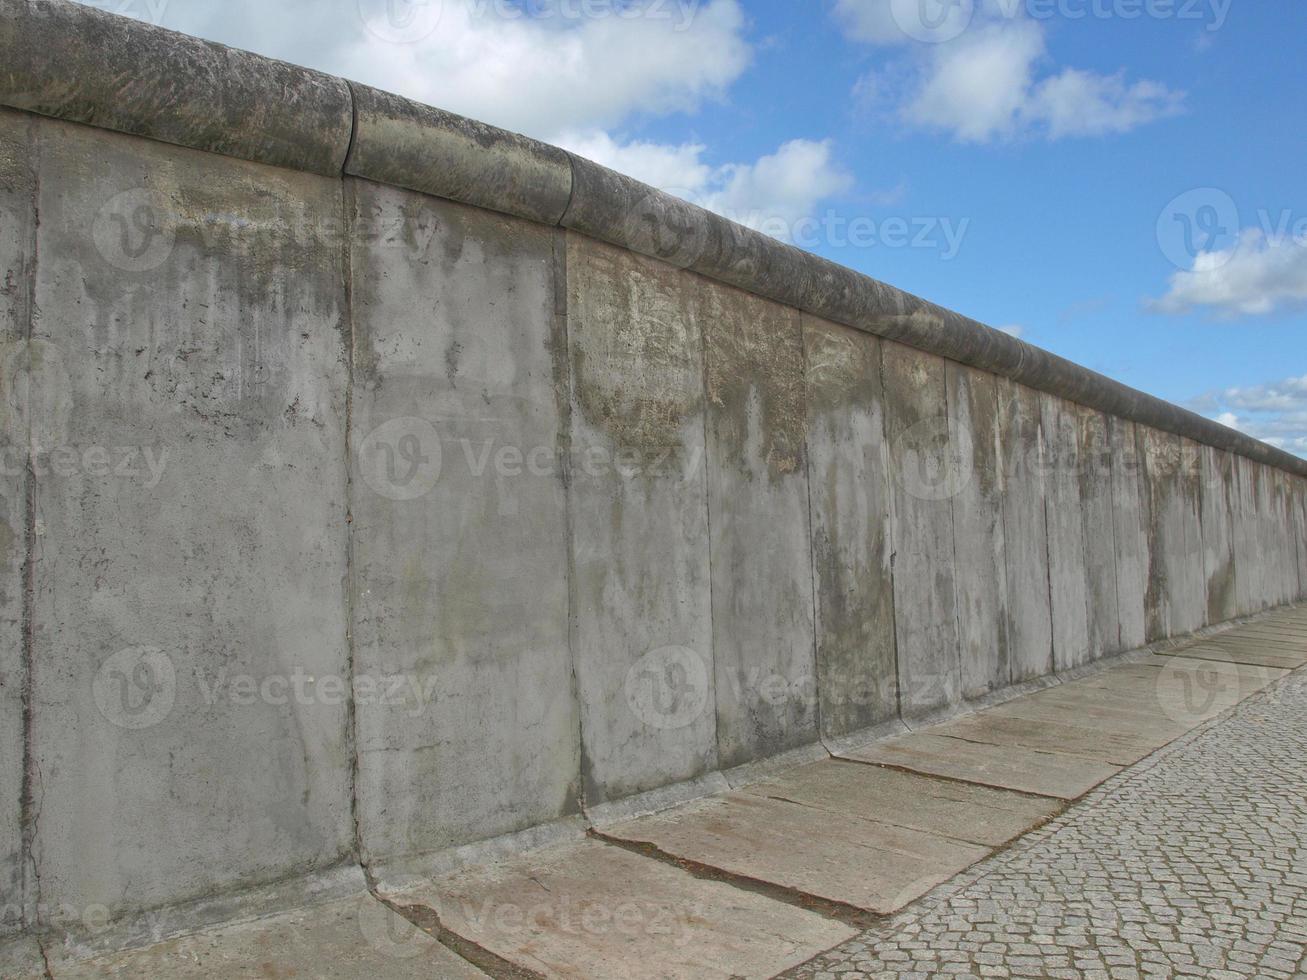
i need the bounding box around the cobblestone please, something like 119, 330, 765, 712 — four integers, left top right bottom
787, 670, 1307, 980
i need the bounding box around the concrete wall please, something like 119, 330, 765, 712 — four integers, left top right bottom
2, 6, 1306, 943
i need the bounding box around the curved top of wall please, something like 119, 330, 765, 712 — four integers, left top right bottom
4, 0, 1304, 479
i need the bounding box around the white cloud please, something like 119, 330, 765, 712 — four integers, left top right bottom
559, 132, 854, 241
148, 0, 752, 139
1193, 375, 1307, 457
1149, 230, 1307, 318
835, 3, 1184, 142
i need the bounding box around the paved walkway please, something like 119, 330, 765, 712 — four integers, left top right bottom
786, 669, 1307, 979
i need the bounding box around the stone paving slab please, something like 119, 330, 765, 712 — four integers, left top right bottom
840, 733, 1122, 800
47, 894, 487, 979
385, 839, 854, 979
981, 690, 1192, 740
1162, 643, 1307, 670
786, 671, 1307, 979
602, 792, 990, 914
740, 759, 1062, 847
926, 712, 1173, 766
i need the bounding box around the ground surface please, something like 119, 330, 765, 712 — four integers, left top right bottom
786, 668, 1307, 979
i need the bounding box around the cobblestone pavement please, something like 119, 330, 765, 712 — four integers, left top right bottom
786, 669, 1307, 980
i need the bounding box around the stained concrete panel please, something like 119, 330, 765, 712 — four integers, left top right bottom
29, 119, 353, 917
49, 894, 488, 979
1109, 417, 1148, 650
1176, 439, 1208, 631
0, 107, 33, 936
1200, 446, 1239, 625
881, 340, 961, 718
1231, 456, 1264, 616
1040, 395, 1091, 670
349, 184, 580, 860
998, 380, 1053, 681
392, 840, 855, 979
841, 733, 1120, 801
803, 317, 897, 738
1076, 406, 1121, 657
565, 236, 717, 803
604, 793, 989, 914
742, 759, 1060, 847
946, 363, 1010, 699
702, 282, 817, 768
1294, 480, 1307, 599
1138, 427, 1188, 640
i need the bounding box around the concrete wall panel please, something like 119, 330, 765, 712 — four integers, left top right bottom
803, 316, 897, 739
0, 107, 33, 935
1041, 395, 1091, 669
1231, 456, 1263, 616
349, 185, 580, 860
1109, 418, 1147, 651
1138, 427, 1186, 640
30, 119, 353, 917
881, 341, 961, 718
998, 380, 1053, 681
1176, 439, 1207, 631
565, 236, 716, 804
1200, 446, 1238, 624
703, 284, 817, 768
946, 363, 1010, 699
1295, 479, 1307, 600
1075, 407, 1120, 657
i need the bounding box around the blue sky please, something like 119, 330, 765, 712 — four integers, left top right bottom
86, 0, 1307, 455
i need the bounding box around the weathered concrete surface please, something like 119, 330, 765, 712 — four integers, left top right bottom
1041, 394, 1092, 669
741, 760, 1060, 847
604, 793, 989, 914
48, 894, 487, 979
0, 0, 353, 175
803, 317, 897, 739
347, 84, 573, 226
30, 118, 353, 917
1077, 406, 1122, 656
566, 237, 717, 804
1231, 456, 1266, 615
0, 106, 32, 937
1139, 427, 1188, 640
1201, 445, 1240, 624
946, 363, 1011, 699
390, 840, 855, 979
997, 380, 1053, 682
0, 934, 43, 979
881, 340, 961, 717
841, 733, 1121, 800
349, 185, 580, 862
703, 282, 817, 768
928, 712, 1172, 767
1177, 438, 1209, 630
1109, 417, 1149, 650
